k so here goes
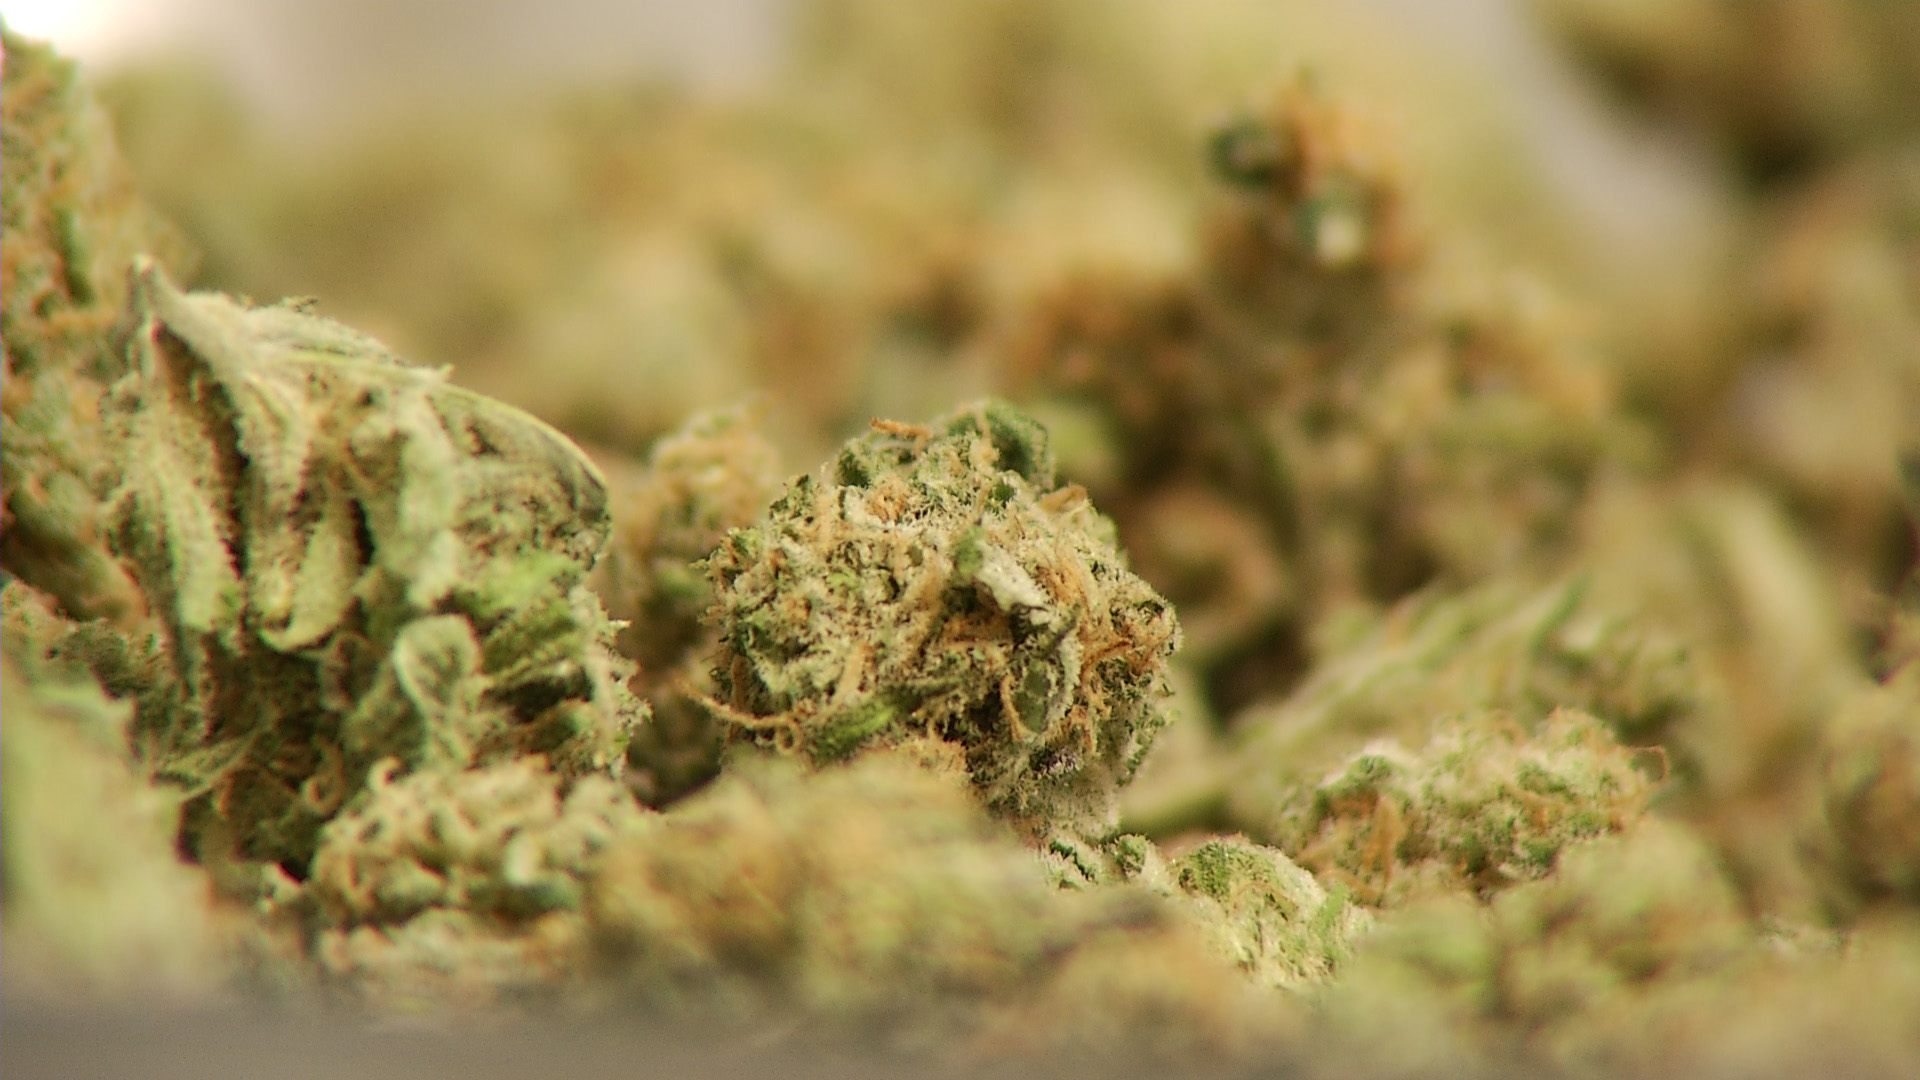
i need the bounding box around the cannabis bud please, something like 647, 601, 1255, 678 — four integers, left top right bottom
704, 400, 1180, 835
0, 653, 223, 997
1205, 77, 1416, 295
1, 28, 194, 626
1804, 657, 1920, 922
91, 263, 642, 875
303, 757, 647, 1009
1268, 707, 1656, 905
1317, 819, 1752, 1075
1047, 825, 1372, 995
596, 408, 784, 806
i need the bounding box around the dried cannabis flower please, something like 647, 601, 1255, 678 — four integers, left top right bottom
1104, 835, 1370, 993
92, 263, 641, 876
1046, 831, 1368, 992
308, 761, 648, 932
704, 400, 1180, 835
1220, 576, 1701, 837
1802, 650, 1920, 923
599, 409, 785, 683
1268, 708, 1656, 905
292, 740, 1279, 1046
1204, 78, 1419, 312
1, 28, 193, 625
1169, 837, 1370, 990
0, 654, 223, 999
1543, 0, 1920, 183
587, 749, 1283, 1053
1001, 78, 1620, 716
589, 751, 1073, 1016
303, 758, 648, 1010
595, 409, 784, 806
1315, 819, 1754, 1076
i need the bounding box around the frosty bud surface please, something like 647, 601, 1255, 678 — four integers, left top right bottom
704, 400, 1180, 834
1168, 836, 1371, 990
94, 263, 642, 873
1, 29, 194, 625
1044, 830, 1368, 993
301, 758, 647, 1009
1270, 708, 1656, 905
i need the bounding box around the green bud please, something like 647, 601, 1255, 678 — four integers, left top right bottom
1803, 653, 1920, 923
1315, 820, 1752, 1075
1003, 77, 1623, 717
1267, 708, 1656, 905
1, 29, 194, 626
306, 758, 648, 932
1167, 837, 1370, 990
703, 399, 1180, 835
594, 408, 783, 806
59, 262, 646, 875
586, 751, 1280, 1052
0, 653, 224, 999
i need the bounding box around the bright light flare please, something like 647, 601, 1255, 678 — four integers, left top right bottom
3, 0, 168, 63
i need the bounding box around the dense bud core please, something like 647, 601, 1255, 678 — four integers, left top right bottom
704, 400, 1181, 835
80, 263, 639, 873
